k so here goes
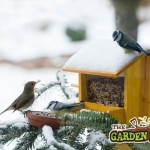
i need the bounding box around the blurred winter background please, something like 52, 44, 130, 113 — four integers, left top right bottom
0, 0, 150, 120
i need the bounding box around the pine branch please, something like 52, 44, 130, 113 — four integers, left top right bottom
0, 122, 40, 149
56, 110, 118, 149
0, 122, 30, 145
0, 110, 117, 150
42, 126, 75, 150
64, 110, 118, 133
14, 129, 41, 150
56, 71, 78, 99
34, 71, 77, 100
36, 146, 49, 150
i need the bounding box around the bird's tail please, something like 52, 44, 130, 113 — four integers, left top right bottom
0, 106, 13, 115
141, 49, 150, 56
0, 108, 8, 115
71, 103, 84, 112
137, 45, 150, 56
73, 103, 84, 108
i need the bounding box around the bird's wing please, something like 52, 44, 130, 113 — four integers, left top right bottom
14, 94, 34, 111
55, 102, 84, 110
9, 94, 23, 107
0, 95, 23, 115
124, 42, 142, 52
1, 94, 23, 111
52, 109, 72, 117
13, 98, 31, 112
54, 103, 71, 110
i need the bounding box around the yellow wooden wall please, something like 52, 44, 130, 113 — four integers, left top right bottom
142, 55, 150, 115
78, 73, 125, 123
79, 73, 88, 101
124, 55, 145, 123
78, 54, 150, 125
124, 55, 150, 123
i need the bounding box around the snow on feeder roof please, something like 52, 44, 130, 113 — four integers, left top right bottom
63, 39, 145, 77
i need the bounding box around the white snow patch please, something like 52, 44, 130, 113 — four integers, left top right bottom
64, 39, 140, 73
0, 125, 7, 129
43, 125, 56, 145
80, 109, 101, 115
80, 109, 92, 113
42, 125, 75, 150
0, 115, 27, 126
0, 145, 3, 150
12, 122, 28, 129
88, 131, 110, 150
138, 20, 150, 46
0, 0, 115, 61
0, 0, 150, 63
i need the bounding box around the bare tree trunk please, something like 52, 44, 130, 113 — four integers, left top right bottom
112, 0, 140, 40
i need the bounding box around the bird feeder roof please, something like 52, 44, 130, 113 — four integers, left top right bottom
63, 39, 145, 77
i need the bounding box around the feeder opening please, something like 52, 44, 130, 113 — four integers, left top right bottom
87, 75, 124, 107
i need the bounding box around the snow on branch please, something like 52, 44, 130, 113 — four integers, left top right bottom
34, 71, 77, 101
42, 126, 75, 150
87, 131, 110, 150
56, 71, 78, 98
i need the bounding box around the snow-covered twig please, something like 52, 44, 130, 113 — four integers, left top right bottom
34, 71, 77, 101
42, 125, 75, 150
56, 71, 78, 99
87, 131, 110, 150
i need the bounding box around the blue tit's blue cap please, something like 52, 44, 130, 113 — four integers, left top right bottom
112, 30, 119, 41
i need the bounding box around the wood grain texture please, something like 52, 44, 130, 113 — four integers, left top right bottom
116, 144, 132, 150
124, 55, 145, 123
79, 73, 88, 101
142, 55, 150, 115
63, 67, 118, 77
84, 102, 125, 123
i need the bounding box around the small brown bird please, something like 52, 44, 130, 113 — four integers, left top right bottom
0, 81, 40, 115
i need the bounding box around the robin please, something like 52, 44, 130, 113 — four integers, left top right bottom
0, 80, 40, 115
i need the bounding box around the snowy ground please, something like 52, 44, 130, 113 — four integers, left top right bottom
0, 0, 115, 61
0, 0, 149, 62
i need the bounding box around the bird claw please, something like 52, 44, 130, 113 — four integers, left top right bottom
22, 110, 32, 118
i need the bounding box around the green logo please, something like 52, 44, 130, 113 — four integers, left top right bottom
109, 116, 150, 143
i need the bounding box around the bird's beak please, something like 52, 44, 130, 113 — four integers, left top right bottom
113, 36, 117, 41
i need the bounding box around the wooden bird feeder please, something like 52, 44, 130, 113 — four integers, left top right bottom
62, 39, 150, 125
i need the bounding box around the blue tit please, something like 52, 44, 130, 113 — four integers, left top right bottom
47, 101, 84, 117
47, 100, 84, 111
112, 30, 150, 55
